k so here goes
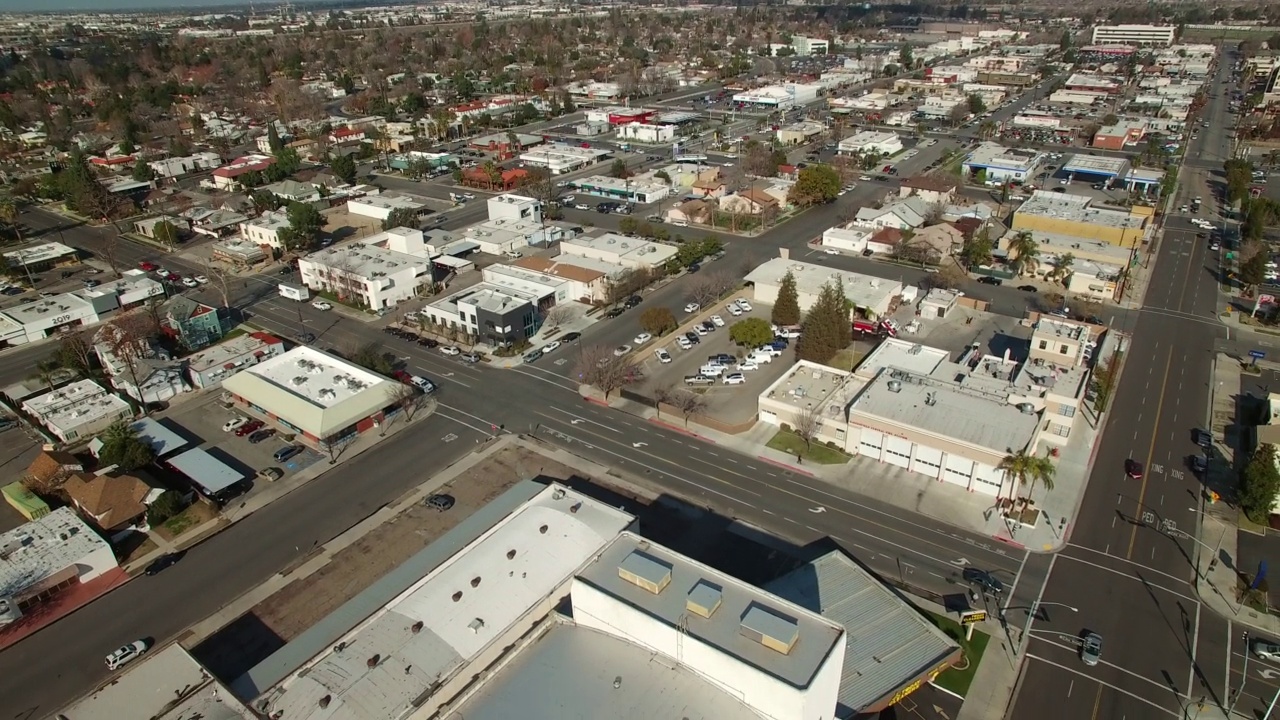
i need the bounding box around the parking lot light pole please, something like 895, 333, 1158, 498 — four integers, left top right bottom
1018, 601, 1078, 656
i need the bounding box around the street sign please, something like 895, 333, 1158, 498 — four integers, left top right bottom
961, 610, 987, 625
1250, 350, 1267, 360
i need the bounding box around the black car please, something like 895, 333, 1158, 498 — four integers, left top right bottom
417, 337, 439, 348
684, 331, 701, 344
624, 295, 643, 308
561, 331, 582, 342
274, 445, 304, 463
977, 276, 1002, 286
604, 308, 625, 319
688, 263, 701, 273
962, 567, 1005, 595
144, 551, 185, 576
425, 493, 456, 511
1016, 285, 1037, 293
294, 332, 316, 344
248, 428, 276, 444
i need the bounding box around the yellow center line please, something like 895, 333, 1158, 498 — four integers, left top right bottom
1089, 683, 1104, 720
1127, 347, 1175, 559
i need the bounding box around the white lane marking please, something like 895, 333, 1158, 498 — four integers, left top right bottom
1024, 654, 1180, 718
546, 407, 621, 433
1055, 553, 1199, 604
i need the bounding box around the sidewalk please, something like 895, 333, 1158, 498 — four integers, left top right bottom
594, 386, 1099, 553
121, 399, 440, 574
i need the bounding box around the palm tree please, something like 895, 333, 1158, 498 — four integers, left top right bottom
1007, 231, 1040, 277
998, 451, 1056, 502
978, 120, 998, 140
1049, 253, 1075, 285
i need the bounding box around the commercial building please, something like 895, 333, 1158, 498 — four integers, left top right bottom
617, 122, 675, 144
569, 175, 671, 204
345, 193, 430, 222
962, 142, 1042, 183
240, 209, 291, 251
21, 379, 133, 443
1060, 154, 1131, 183
0, 293, 101, 346
1092, 123, 1146, 150
837, 130, 904, 157
745, 255, 903, 320
776, 120, 827, 146
559, 232, 678, 270
1012, 190, 1151, 247
733, 83, 822, 108
59, 644, 256, 720
167, 446, 250, 502
1090, 24, 1176, 47
299, 238, 433, 311
426, 283, 541, 348
220, 346, 402, 446
184, 331, 286, 389
457, 217, 557, 256
0, 507, 118, 626
792, 35, 829, 55
519, 143, 611, 175
511, 256, 612, 303
147, 151, 222, 179
759, 317, 1096, 495
3, 241, 78, 274
211, 237, 269, 266
487, 193, 541, 223
585, 107, 657, 125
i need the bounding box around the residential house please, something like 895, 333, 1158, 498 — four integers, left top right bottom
330, 127, 366, 145
511, 256, 610, 303
161, 296, 228, 351
867, 227, 905, 255
209, 155, 275, 191
898, 176, 959, 205
133, 215, 190, 241
261, 180, 321, 204
63, 471, 164, 535
689, 170, 727, 199
25, 450, 84, 491
666, 199, 712, 225
854, 198, 929, 230
186, 208, 250, 239
719, 188, 780, 216
900, 224, 964, 263
240, 209, 291, 251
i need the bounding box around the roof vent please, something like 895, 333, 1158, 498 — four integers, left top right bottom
468, 617, 485, 633
618, 550, 672, 595
686, 580, 723, 618
888, 380, 902, 393
739, 603, 800, 655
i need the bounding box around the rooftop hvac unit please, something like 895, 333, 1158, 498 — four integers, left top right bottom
1018, 403, 1037, 414
888, 380, 903, 393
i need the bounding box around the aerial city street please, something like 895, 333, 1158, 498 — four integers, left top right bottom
0, 2, 1279, 720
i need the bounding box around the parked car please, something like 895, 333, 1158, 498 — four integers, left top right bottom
735, 299, 753, 312
613, 344, 632, 356
222, 417, 248, 433
561, 332, 581, 343
1017, 285, 1038, 292
274, 445, 305, 463
181, 276, 199, 288
144, 552, 184, 576
710, 315, 725, 327
1253, 639, 1280, 661
624, 295, 643, 309
685, 374, 715, 385
633, 332, 653, 345
977, 276, 1002, 286
722, 373, 746, 385
441, 345, 462, 356
676, 337, 693, 350
105, 640, 149, 670
234, 419, 265, 437
542, 341, 562, 353
460, 352, 481, 363
684, 331, 700, 344
425, 493, 456, 511
684, 302, 700, 313
258, 467, 283, 482
655, 348, 672, 363
698, 363, 726, 377
312, 301, 333, 311
248, 428, 276, 444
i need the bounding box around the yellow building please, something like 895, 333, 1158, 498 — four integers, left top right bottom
1012, 190, 1151, 247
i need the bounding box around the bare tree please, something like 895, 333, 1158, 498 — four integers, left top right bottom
1240, 238, 1264, 265
836, 200, 860, 226
686, 274, 722, 308
706, 270, 740, 300
672, 389, 708, 428
573, 344, 642, 400
104, 312, 159, 411
542, 304, 576, 330
793, 404, 823, 450
923, 200, 947, 226
200, 258, 237, 309
387, 381, 424, 422
58, 333, 97, 377
78, 192, 127, 276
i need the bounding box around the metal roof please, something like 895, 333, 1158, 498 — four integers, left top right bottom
166, 447, 245, 495
766, 551, 961, 715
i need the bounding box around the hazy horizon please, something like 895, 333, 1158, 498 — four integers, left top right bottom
0, 0, 330, 13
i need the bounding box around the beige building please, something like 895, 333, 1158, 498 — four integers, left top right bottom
1012, 191, 1152, 248
758, 318, 1097, 496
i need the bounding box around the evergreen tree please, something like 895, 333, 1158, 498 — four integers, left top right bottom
796, 281, 847, 364
831, 278, 852, 349
267, 123, 284, 155
1242, 444, 1280, 523
772, 270, 801, 326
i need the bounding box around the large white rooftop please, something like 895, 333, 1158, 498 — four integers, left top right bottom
0, 507, 109, 597
1, 292, 96, 325
302, 242, 431, 280
220, 346, 398, 439
3, 241, 77, 266
61, 644, 255, 720
964, 141, 1041, 171
560, 232, 679, 266
745, 257, 903, 313
255, 482, 634, 720
1016, 190, 1146, 230
855, 337, 951, 379
20, 379, 131, 433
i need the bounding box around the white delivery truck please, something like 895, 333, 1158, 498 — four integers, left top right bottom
278, 283, 310, 302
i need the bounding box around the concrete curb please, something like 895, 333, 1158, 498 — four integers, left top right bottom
757, 455, 815, 477
649, 417, 711, 441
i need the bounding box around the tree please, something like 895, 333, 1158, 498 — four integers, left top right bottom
729, 317, 773, 347
793, 404, 823, 450
267, 123, 284, 155
998, 450, 1055, 502
1049, 253, 1074, 284
1007, 230, 1040, 276
145, 490, 186, 526
131, 157, 155, 182
1241, 252, 1269, 290
967, 93, 986, 116
671, 389, 707, 428
382, 206, 419, 231
639, 307, 677, 336
281, 201, 325, 252
387, 381, 424, 422
787, 164, 840, 207
796, 280, 849, 364
959, 227, 993, 268
330, 153, 357, 184
574, 344, 641, 400
1243, 444, 1280, 523
0, 194, 20, 244
1101, 113, 1119, 127
609, 158, 629, 179
58, 334, 96, 377
930, 262, 969, 290
1091, 349, 1122, 413
948, 103, 970, 127
772, 270, 801, 326
898, 42, 914, 69
346, 341, 394, 374
98, 419, 157, 470
542, 304, 576, 330
152, 220, 180, 248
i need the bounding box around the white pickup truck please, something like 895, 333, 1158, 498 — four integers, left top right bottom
278, 283, 310, 302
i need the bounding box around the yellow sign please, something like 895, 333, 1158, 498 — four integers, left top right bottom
890, 678, 924, 706
961, 610, 987, 625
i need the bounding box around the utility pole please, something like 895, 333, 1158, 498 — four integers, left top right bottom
1229, 630, 1250, 716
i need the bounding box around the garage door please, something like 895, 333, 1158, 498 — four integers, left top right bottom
971, 461, 1004, 496
859, 429, 884, 460
943, 454, 974, 488
884, 436, 912, 469
912, 445, 943, 479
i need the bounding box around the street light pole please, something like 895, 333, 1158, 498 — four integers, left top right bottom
1228, 630, 1250, 717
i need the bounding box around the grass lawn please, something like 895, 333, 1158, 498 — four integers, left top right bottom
928, 612, 991, 698
155, 501, 221, 541
827, 348, 865, 372
766, 430, 851, 465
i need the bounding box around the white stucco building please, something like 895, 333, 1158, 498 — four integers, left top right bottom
298, 241, 433, 311
21, 379, 133, 443
837, 131, 903, 157
745, 255, 903, 320
0, 507, 119, 626
558, 233, 678, 270
240, 209, 291, 251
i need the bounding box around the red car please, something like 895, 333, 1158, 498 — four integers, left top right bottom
138, 261, 157, 271
235, 420, 265, 437
164, 272, 181, 282
391, 369, 413, 384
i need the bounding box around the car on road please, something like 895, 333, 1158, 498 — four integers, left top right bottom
441, 345, 462, 356
655, 348, 672, 363
1125, 459, 1144, 479
574, 203, 591, 210
1017, 285, 1038, 292
633, 332, 652, 345
82, 278, 100, 288
624, 295, 643, 309
144, 552, 184, 576
411, 376, 436, 392
1080, 632, 1102, 666
248, 428, 276, 444
977, 276, 1002, 286
1196, 429, 1213, 449
1252, 639, 1280, 661
859, 175, 872, 181
235, 419, 265, 437
222, 417, 248, 433
824, 247, 840, 254
684, 302, 700, 313
294, 332, 315, 343
273, 445, 304, 463
722, 373, 746, 385
604, 307, 624, 319
962, 567, 1005, 595
425, 493, 456, 511
138, 261, 158, 272
312, 301, 333, 311
105, 640, 149, 670
613, 344, 632, 356
542, 340, 561, 353
561, 332, 581, 343
1191, 454, 1208, 474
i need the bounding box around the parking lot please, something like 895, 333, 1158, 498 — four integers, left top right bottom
635, 299, 795, 424
163, 393, 323, 501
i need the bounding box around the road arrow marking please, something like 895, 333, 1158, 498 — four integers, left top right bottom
632, 442, 648, 448
949, 558, 971, 566
571, 419, 585, 424
1260, 669, 1280, 680
933, 706, 951, 720
809, 506, 827, 513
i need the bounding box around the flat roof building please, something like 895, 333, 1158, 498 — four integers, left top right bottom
299, 242, 433, 311
0, 292, 101, 346
1012, 190, 1151, 247
1061, 153, 1130, 179
184, 331, 286, 389
21, 379, 132, 443
519, 143, 611, 175
745, 255, 903, 319
559, 232, 678, 269
837, 130, 904, 157
220, 346, 401, 444
167, 447, 248, 501
60, 643, 256, 720
569, 174, 671, 204
0, 507, 118, 625
346, 193, 429, 222
3, 241, 78, 270
962, 142, 1042, 182
1091, 24, 1176, 47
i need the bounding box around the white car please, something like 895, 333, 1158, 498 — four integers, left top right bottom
655, 348, 672, 363
614, 344, 632, 356
440, 345, 462, 356
756, 344, 782, 357
634, 332, 653, 345
727, 304, 743, 316
699, 363, 726, 377
710, 315, 725, 327
676, 337, 693, 350
860, 175, 872, 181
181, 276, 199, 288
542, 340, 561, 353
694, 324, 708, 336
735, 299, 753, 312
105, 640, 149, 671
312, 301, 333, 311
410, 376, 436, 392
722, 373, 746, 385
748, 352, 774, 365
776, 328, 801, 339
684, 302, 700, 313
824, 248, 840, 255
222, 417, 248, 433
193, 274, 209, 284
739, 360, 761, 372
